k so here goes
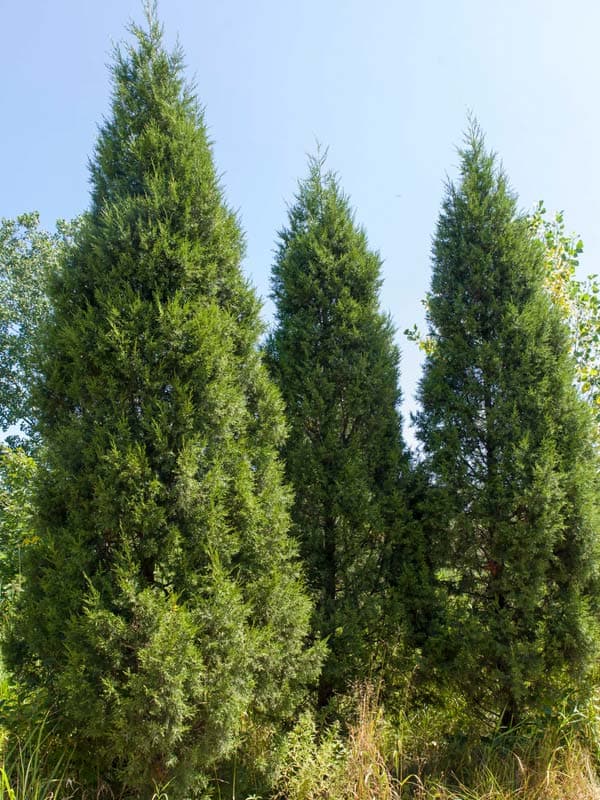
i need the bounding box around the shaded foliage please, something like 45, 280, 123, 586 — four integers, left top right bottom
267, 155, 419, 705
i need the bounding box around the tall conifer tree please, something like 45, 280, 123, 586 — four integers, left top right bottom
5, 11, 318, 798
267, 156, 413, 705
416, 125, 600, 724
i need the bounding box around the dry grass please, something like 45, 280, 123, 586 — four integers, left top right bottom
273, 688, 600, 800
273, 685, 401, 800
430, 736, 600, 799
341, 687, 402, 800
1, 687, 599, 799
404, 702, 600, 800
413, 744, 600, 799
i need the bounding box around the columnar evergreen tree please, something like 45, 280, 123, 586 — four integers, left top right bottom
416, 125, 600, 724
267, 156, 414, 705
5, 11, 318, 798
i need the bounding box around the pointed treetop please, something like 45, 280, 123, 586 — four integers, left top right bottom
142, 0, 160, 33
454, 116, 510, 202
90, 2, 198, 212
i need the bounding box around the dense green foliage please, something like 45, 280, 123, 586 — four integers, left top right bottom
1, 7, 599, 796
416, 125, 600, 724
4, 13, 318, 799
0, 446, 36, 613
530, 204, 600, 433
0, 213, 73, 632
266, 157, 416, 705
0, 214, 75, 443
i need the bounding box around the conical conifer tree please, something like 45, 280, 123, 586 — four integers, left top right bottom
267, 156, 415, 706
5, 11, 318, 798
416, 124, 600, 724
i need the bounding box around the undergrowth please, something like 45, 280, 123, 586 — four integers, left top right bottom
0, 687, 599, 799
0, 719, 72, 800
272, 687, 600, 800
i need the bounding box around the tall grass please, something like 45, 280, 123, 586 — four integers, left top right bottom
0, 687, 598, 799
273, 686, 402, 800
413, 699, 600, 799
0, 719, 72, 800
407, 720, 600, 799
273, 686, 600, 800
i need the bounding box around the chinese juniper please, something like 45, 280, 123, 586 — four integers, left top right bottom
5, 10, 319, 799
267, 155, 419, 706
416, 124, 600, 724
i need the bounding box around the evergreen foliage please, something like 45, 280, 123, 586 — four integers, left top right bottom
267, 156, 414, 705
5, 10, 319, 798
416, 124, 600, 724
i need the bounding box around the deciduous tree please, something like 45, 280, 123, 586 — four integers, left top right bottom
0, 213, 76, 443
530, 204, 600, 433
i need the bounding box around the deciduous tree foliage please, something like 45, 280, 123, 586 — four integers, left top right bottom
416, 125, 600, 724
530, 204, 600, 434
267, 156, 414, 705
5, 11, 318, 798
0, 213, 76, 443
0, 445, 36, 609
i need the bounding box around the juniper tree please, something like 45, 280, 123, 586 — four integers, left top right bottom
416, 125, 600, 725
267, 156, 414, 706
5, 12, 318, 798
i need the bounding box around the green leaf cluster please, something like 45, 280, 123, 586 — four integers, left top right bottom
0, 214, 77, 443
0, 446, 37, 611
530, 203, 600, 433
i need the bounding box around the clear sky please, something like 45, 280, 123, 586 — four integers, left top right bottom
2, 0, 598, 438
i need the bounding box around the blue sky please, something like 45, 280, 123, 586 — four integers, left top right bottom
2, 0, 598, 435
